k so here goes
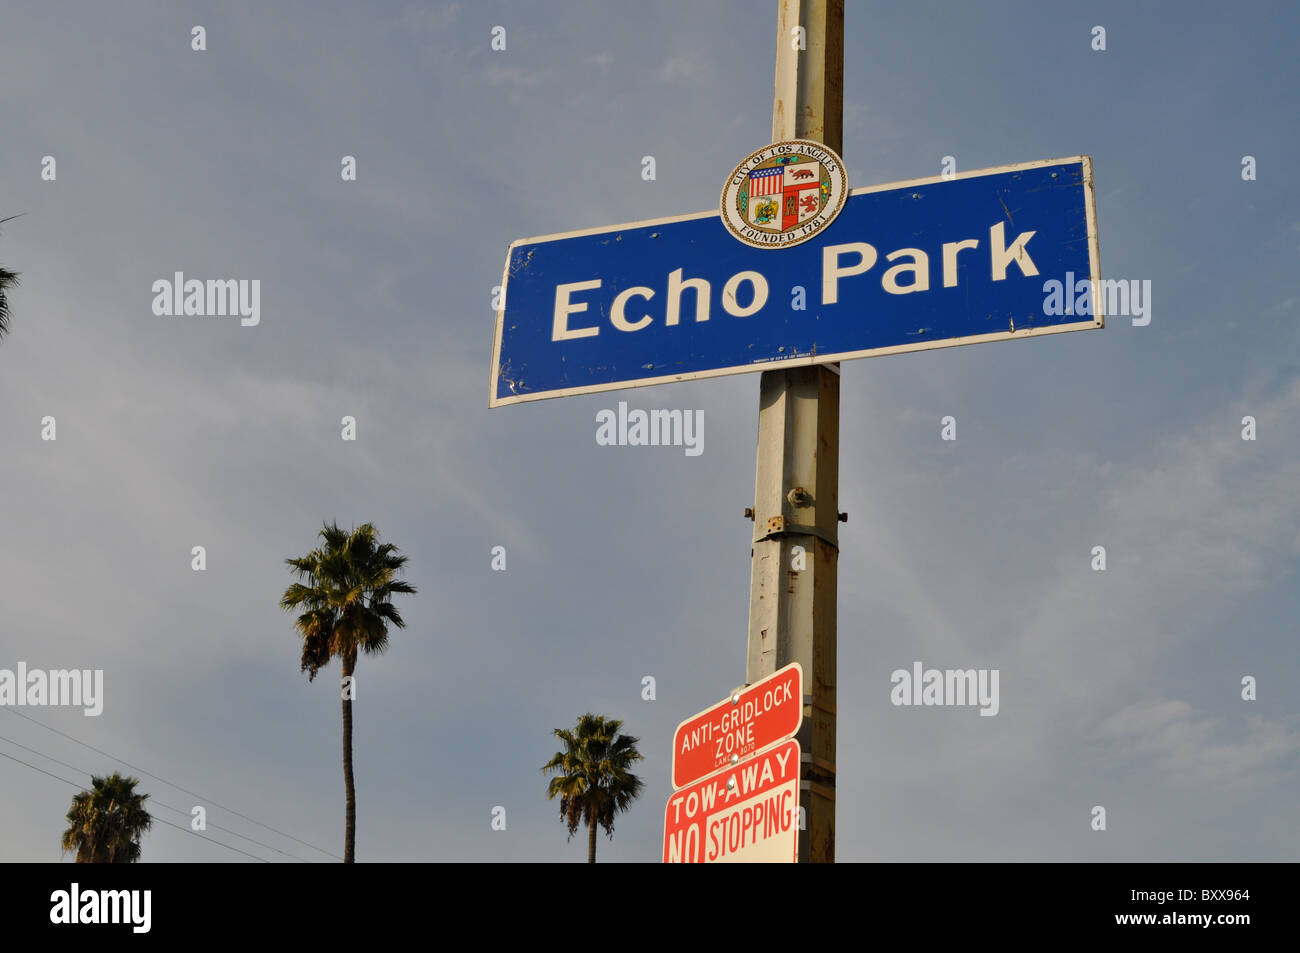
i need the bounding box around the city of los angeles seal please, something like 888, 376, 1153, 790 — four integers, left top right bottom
720, 139, 848, 249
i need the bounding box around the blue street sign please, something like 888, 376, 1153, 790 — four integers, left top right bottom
490, 156, 1100, 407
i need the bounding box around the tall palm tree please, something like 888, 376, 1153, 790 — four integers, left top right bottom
280, 521, 417, 863
61, 773, 152, 863
0, 214, 20, 340
542, 713, 644, 862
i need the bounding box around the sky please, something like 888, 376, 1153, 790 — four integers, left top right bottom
0, 0, 1296, 863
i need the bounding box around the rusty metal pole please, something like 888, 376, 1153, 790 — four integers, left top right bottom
746, 0, 842, 864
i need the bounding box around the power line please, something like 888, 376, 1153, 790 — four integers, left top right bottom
0, 747, 269, 863
149, 815, 270, 863
146, 803, 312, 863
0, 707, 341, 860
0, 733, 316, 862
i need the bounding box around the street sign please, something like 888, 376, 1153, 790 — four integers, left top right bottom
663, 738, 800, 863
671, 662, 802, 789
489, 156, 1100, 407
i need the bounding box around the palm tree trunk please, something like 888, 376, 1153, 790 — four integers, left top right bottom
342, 651, 356, 863
587, 813, 597, 863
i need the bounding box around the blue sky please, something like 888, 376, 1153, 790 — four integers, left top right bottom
0, 0, 1296, 862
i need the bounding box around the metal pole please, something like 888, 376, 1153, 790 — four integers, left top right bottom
746, 0, 843, 864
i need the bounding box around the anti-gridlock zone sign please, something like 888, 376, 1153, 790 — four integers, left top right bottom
671, 662, 803, 788
663, 739, 801, 863
663, 664, 803, 863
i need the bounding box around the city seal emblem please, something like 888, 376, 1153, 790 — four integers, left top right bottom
720, 139, 848, 249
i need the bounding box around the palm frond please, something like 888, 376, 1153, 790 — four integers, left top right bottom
281, 521, 417, 681
0, 266, 18, 339
541, 713, 644, 849
61, 772, 151, 863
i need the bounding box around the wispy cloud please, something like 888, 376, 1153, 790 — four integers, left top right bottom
483, 65, 547, 88
1099, 699, 1300, 784
653, 54, 706, 84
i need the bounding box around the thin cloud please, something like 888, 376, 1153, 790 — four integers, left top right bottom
653, 54, 707, 84
1099, 699, 1300, 784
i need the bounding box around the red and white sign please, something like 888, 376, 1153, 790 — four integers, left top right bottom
663, 739, 800, 863
671, 662, 802, 789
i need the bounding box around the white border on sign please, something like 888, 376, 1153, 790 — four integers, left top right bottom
489, 156, 1102, 408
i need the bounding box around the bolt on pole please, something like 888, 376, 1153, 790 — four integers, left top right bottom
745, 0, 844, 864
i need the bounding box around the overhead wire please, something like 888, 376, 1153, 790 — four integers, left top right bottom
0, 732, 316, 862
0, 747, 270, 863
0, 707, 341, 860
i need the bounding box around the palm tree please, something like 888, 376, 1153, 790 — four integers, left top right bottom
0, 213, 20, 340
280, 521, 417, 863
61, 773, 152, 863
542, 713, 644, 862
